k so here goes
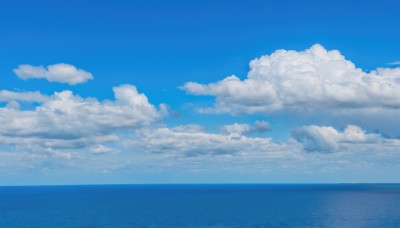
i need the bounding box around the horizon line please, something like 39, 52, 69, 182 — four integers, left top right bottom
1, 182, 399, 187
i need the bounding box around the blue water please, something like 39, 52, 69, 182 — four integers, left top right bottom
0, 184, 399, 227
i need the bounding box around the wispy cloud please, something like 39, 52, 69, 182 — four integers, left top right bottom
13, 63, 93, 85
388, 61, 400, 65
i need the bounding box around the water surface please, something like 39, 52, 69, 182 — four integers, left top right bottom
0, 184, 399, 227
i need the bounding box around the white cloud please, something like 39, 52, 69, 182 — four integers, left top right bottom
0, 90, 49, 103
127, 125, 280, 157
171, 124, 205, 133
291, 125, 388, 152
0, 84, 162, 152
388, 61, 400, 66
1, 119, 400, 182
220, 123, 251, 135
181, 44, 400, 115
220, 120, 270, 136
14, 63, 93, 85
89, 145, 115, 155
119, 124, 400, 182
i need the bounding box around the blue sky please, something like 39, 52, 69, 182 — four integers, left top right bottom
1, 0, 400, 185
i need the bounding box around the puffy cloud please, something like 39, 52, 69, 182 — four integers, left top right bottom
291, 125, 388, 152
181, 44, 400, 115
14, 63, 93, 85
0, 84, 162, 152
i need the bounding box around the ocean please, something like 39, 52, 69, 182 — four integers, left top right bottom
0, 184, 399, 227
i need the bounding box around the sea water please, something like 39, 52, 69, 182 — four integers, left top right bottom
0, 184, 399, 227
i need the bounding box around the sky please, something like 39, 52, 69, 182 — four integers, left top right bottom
1, 0, 400, 185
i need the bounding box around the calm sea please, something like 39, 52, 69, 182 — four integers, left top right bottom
0, 184, 399, 227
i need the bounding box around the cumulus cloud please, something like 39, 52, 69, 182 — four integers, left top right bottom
14, 63, 93, 85
181, 44, 400, 115
0, 84, 162, 152
291, 125, 389, 152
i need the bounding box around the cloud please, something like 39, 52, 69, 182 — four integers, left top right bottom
2, 120, 399, 182
0, 84, 162, 152
121, 123, 400, 181
291, 125, 388, 152
127, 125, 281, 157
388, 61, 400, 66
0, 90, 49, 103
220, 123, 251, 135
220, 120, 270, 136
181, 44, 400, 115
89, 145, 116, 155
253, 120, 271, 132
13, 63, 93, 85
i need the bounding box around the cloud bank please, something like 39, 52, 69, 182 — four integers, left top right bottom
0, 85, 162, 155
127, 124, 281, 157
3, 47, 400, 183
